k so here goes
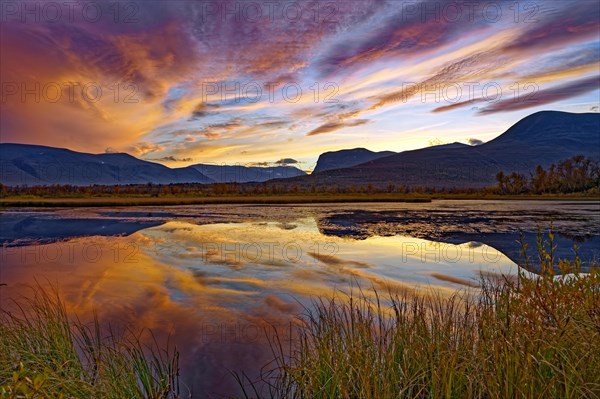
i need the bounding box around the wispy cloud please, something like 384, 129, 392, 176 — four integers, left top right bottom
275, 158, 299, 165
307, 119, 370, 136
479, 76, 600, 114
1, 0, 598, 163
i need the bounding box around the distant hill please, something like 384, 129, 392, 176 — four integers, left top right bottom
0, 144, 214, 186
3, 111, 598, 188
0, 144, 306, 186
190, 164, 306, 183
281, 111, 600, 189
313, 148, 396, 174
428, 142, 471, 150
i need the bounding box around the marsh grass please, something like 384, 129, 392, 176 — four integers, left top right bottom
238, 235, 600, 399
0, 194, 432, 208
0, 286, 181, 399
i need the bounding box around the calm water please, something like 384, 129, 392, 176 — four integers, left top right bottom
1, 200, 598, 395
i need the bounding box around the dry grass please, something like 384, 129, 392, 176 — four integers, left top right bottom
0, 286, 181, 399
0, 194, 432, 207
237, 237, 600, 399
2, 194, 599, 208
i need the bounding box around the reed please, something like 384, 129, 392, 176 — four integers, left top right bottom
239, 235, 600, 398
0, 286, 180, 399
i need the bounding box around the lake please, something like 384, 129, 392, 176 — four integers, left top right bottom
1, 200, 598, 396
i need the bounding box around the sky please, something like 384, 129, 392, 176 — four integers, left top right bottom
1, 0, 599, 171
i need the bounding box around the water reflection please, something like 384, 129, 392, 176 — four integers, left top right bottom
1, 201, 597, 395
143, 219, 520, 292
0, 211, 163, 246
1, 219, 520, 395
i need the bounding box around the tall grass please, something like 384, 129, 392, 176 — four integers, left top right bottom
0, 286, 180, 399
241, 237, 600, 399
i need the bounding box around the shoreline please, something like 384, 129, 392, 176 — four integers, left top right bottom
1, 194, 598, 207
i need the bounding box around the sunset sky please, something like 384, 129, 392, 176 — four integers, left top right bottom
1, 0, 599, 170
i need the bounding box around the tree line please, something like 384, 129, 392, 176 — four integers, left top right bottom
495, 155, 599, 195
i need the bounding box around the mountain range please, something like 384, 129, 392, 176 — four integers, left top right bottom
283, 111, 600, 189
1, 111, 598, 187
0, 144, 214, 186
0, 145, 306, 186
190, 164, 305, 183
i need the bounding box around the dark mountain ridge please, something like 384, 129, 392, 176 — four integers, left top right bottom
0, 144, 306, 186
313, 148, 396, 174
0, 144, 213, 186
2, 111, 598, 188
286, 111, 600, 189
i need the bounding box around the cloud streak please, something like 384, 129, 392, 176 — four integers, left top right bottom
479, 76, 600, 114
307, 119, 370, 136
1, 0, 598, 164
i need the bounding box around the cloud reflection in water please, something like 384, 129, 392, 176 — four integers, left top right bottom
1, 217, 521, 395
